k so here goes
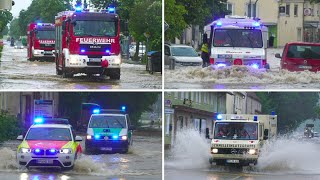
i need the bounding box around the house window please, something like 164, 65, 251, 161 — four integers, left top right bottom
181, 92, 185, 100
286, 4, 290, 16
247, 3, 257, 17
226, 3, 233, 15
297, 28, 302, 41
294, 4, 298, 16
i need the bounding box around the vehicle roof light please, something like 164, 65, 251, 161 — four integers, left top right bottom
93, 109, 100, 114
253, 21, 260, 27
37, 23, 42, 26
216, 21, 222, 27
80, 49, 85, 53
121, 106, 126, 111
216, 114, 222, 120
271, 111, 275, 115
254, 116, 258, 121
108, 6, 116, 13
34, 117, 44, 124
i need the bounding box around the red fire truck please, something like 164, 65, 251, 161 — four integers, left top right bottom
27, 23, 55, 61
54, 8, 121, 79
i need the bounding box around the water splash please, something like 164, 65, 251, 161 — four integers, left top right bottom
165, 128, 211, 169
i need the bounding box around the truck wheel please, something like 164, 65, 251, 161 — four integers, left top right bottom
56, 60, 62, 75
109, 68, 120, 80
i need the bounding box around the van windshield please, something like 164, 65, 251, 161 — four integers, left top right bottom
213, 29, 263, 48
214, 122, 258, 140
89, 115, 126, 128
287, 45, 320, 59
26, 128, 72, 141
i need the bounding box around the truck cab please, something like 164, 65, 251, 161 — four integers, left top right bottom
209, 114, 277, 166
27, 23, 55, 61
204, 15, 269, 69
54, 8, 121, 79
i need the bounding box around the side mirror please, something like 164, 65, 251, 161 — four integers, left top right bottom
165, 51, 170, 56
17, 135, 24, 141
129, 125, 136, 131
275, 53, 281, 59
71, 19, 77, 26
75, 136, 82, 142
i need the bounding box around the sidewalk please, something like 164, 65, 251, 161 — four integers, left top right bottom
122, 57, 144, 65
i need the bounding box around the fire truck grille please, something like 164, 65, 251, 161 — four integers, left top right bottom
217, 148, 249, 154
40, 44, 55, 48
87, 62, 101, 66
80, 44, 111, 52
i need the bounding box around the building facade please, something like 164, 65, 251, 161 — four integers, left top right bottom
0, 92, 59, 129
177, 0, 320, 48
164, 92, 228, 148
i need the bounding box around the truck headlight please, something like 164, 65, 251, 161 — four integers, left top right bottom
20, 148, 31, 153
121, 136, 127, 140
114, 57, 121, 64
60, 148, 72, 154
248, 149, 256, 155
211, 148, 218, 154
86, 135, 92, 140
69, 56, 78, 63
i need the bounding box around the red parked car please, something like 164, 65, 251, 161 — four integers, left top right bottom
275, 42, 320, 72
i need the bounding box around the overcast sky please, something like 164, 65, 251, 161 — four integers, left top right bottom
11, 0, 33, 18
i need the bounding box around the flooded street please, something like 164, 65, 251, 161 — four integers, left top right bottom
165, 129, 320, 180
0, 44, 162, 89
0, 135, 162, 180
165, 48, 320, 89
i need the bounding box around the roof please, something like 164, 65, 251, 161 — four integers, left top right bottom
30, 124, 71, 128
91, 113, 125, 117
166, 44, 193, 48
286, 42, 320, 46
247, 92, 261, 102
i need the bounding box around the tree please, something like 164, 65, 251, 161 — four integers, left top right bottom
257, 92, 319, 134
59, 92, 160, 127
165, 0, 229, 40
16, 0, 70, 36
164, 0, 187, 41
0, 10, 13, 37
9, 18, 21, 39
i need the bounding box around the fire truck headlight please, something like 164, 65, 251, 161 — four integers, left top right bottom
114, 57, 121, 64
248, 149, 256, 155
69, 56, 78, 63
212, 148, 218, 154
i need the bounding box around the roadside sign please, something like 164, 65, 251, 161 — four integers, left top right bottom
165, 99, 171, 107
164, 21, 169, 31
34, 100, 54, 118
165, 108, 174, 114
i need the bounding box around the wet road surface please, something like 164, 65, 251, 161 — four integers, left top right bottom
0, 44, 162, 89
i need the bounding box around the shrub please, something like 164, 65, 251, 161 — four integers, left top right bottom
0, 111, 22, 142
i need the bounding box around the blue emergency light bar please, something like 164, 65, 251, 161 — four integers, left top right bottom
121, 106, 126, 111
93, 109, 100, 114
108, 6, 116, 13
254, 116, 258, 121
34, 117, 44, 124
271, 111, 276, 115
75, 5, 82, 12
253, 21, 260, 27
216, 114, 222, 120
216, 21, 222, 27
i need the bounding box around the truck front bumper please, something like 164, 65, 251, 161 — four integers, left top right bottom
85, 139, 129, 152
210, 154, 258, 165
17, 152, 75, 168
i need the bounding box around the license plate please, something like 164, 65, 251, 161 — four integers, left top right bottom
226, 159, 239, 163
299, 65, 312, 69
104, 136, 109, 140
37, 159, 53, 164
100, 147, 112, 151
89, 58, 101, 62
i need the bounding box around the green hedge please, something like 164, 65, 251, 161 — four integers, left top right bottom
0, 45, 3, 59
0, 111, 22, 142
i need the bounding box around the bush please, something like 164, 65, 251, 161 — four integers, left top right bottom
0, 111, 22, 142
0, 45, 3, 59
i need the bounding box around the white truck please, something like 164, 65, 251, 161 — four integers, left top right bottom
204, 15, 269, 69
209, 114, 277, 166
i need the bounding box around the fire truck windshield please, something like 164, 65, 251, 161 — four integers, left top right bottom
214, 122, 258, 140
36, 30, 55, 40
73, 20, 116, 37
213, 29, 263, 48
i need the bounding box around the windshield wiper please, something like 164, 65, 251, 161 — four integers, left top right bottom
245, 34, 254, 48
225, 31, 235, 48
